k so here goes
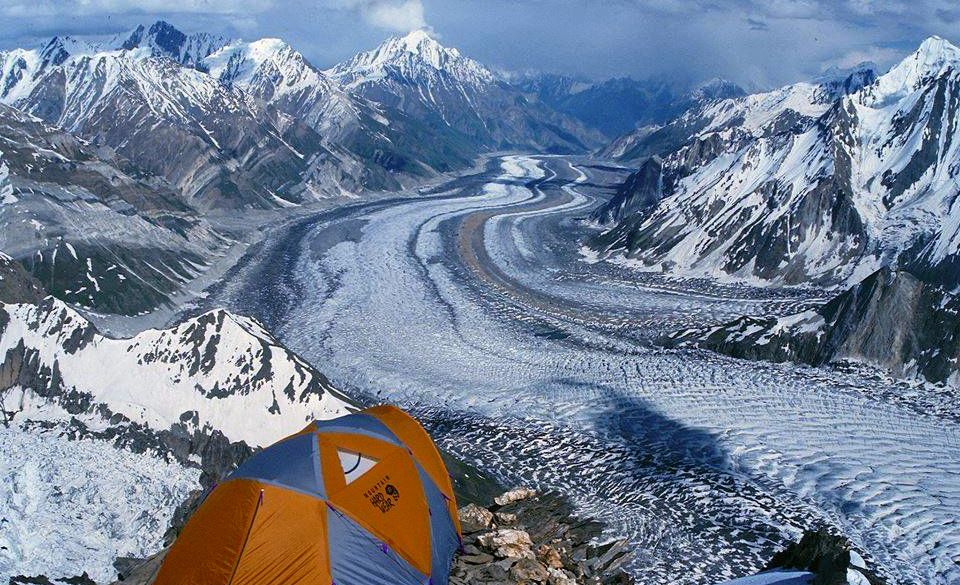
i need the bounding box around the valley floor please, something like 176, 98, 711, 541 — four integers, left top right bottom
204, 155, 960, 585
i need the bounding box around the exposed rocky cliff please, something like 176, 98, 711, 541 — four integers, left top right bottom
591, 157, 663, 224
662, 268, 960, 385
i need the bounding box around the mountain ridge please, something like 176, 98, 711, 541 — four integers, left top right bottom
0, 296, 353, 582
591, 36, 960, 289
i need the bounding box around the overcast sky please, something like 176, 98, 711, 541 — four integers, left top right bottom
1, 1, 959, 89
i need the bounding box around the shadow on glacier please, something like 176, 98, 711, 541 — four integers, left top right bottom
408, 378, 733, 487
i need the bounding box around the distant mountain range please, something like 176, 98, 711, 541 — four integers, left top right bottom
0, 22, 590, 314
0, 20, 752, 316
517, 74, 745, 138
0, 22, 616, 209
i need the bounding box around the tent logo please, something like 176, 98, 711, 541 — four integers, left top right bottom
365, 476, 400, 513
385, 484, 399, 500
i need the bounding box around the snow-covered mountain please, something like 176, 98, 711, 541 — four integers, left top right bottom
592, 39, 960, 289
0, 22, 490, 209
0, 30, 347, 209
329, 30, 601, 152
0, 297, 353, 582
206, 37, 357, 134
204, 36, 477, 183
118, 20, 230, 68
601, 64, 876, 164
0, 22, 607, 213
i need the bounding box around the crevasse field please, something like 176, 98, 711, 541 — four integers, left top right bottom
213, 155, 960, 585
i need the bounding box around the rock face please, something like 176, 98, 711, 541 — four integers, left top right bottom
590, 157, 663, 224
0, 103, 226, 314
452, 489, 634, 585
662, 267, 960, 385
0, 254, 44, 304
460, 502, 495, 533
591, 62, 879, 286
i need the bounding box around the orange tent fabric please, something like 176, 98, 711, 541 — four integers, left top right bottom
155, 405, 461, 585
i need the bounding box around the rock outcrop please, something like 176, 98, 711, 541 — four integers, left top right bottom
764, 529, 886, 585
662, 267, 960, 385
0, 254, 44, 304
452, 488, 633, 585
590, 158, 663, 224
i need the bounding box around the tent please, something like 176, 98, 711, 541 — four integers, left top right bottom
155, 405, 462, 585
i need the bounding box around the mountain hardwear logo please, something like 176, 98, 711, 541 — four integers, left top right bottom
366, 476, 400, 513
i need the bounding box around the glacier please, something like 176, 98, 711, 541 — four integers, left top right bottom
204, 154, 960, 584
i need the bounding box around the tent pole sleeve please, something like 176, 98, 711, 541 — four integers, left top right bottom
227, 489, 264, 585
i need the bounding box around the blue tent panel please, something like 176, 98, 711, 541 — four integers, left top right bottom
232, 432, 325, 498
415, 463, 460, 581
718, 570, 814, 585
326, 505, 427, 585
313, 413, 403, 445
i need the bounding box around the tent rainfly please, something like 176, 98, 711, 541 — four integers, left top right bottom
155, 405, 462, 585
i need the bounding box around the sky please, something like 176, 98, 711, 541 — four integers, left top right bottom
1, 0, 959, 89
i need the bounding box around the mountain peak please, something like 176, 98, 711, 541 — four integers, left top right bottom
119, 20, 228, 68
911, 35, 960, 68
203, 36, 331, 95
691, 77, 746, 101
39, 36, 78, 67
816, 61, 877, 82
875, 35, 960, 95
397, 28, 438, 48
331, 28, 494, 86
377, 28, 459, 67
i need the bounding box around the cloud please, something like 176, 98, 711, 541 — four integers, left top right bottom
327, 0, 426, 32
831, 45, 904, 69
364, 0, 425, 31
0, 0, 274, 17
